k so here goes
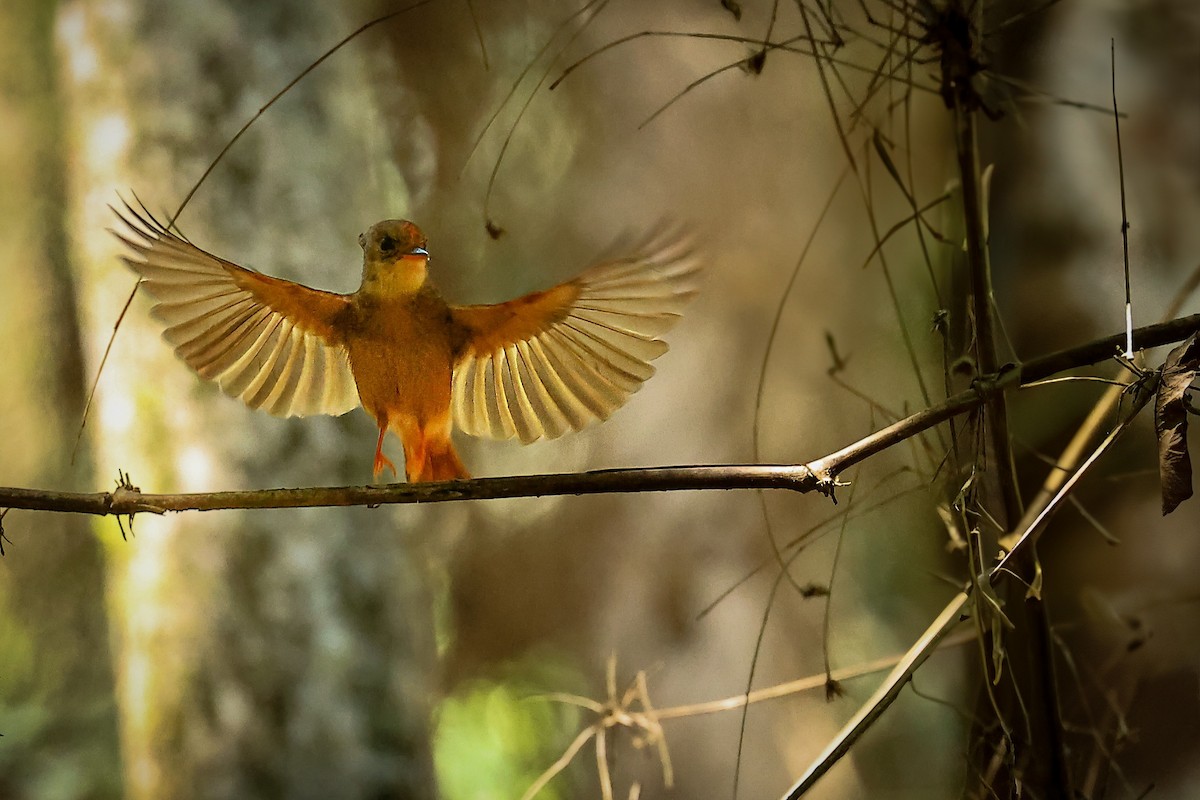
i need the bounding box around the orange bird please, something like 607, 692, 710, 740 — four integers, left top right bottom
112, 201, 699, 482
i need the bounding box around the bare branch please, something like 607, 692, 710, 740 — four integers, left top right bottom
0, 466, 825, 517
781, 381, 1155, 799
4, 314, 1198, 520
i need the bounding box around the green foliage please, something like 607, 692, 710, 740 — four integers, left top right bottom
433, 657, 585, 800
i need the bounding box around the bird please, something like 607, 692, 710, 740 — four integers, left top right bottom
111, 200, 699, 483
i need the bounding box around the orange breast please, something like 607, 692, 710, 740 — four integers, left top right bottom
344, 289, 460, 427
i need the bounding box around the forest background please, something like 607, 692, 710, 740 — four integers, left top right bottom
1, 1, 1198, 798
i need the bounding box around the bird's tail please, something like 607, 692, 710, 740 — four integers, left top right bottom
407, 437, 469, 483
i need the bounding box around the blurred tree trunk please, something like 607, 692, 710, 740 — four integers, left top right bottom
57, 1, 437, 798
0, 1, 122, 798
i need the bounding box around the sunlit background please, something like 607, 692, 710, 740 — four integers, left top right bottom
1, 0, 1197, 798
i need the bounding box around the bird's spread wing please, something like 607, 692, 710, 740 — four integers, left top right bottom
450, 227, 700, 443
112, 200, 360, 418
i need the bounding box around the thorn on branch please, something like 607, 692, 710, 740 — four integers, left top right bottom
115, 469, 137, 493
815, 471, 847, 504
113, 469, 143, 539
116, 515, 131, 542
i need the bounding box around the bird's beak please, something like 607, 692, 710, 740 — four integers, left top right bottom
358, 233, 366, 249
410, 247, 429, 257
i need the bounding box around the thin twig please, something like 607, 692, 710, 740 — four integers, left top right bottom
1112, 39, 1134, 357
480, 0, 611, 231
462, 0, 606, 173
781, 385, 1155, 799
752, 165, 851, 604
463, 0, 489, 69
551, 31, 935, 96
696, 482, 923, 620
796, 1, 942, 434
655, 630, 977, 721
996, 263, 1200, 551
171, 0, 436, 223
71, 279, 141, 465
526, 632, 976, 800
519, 725, 597, 800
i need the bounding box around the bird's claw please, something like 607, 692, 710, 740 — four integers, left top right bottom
373, 451, 398, 482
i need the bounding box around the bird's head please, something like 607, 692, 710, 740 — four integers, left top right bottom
358, 219, 430, 297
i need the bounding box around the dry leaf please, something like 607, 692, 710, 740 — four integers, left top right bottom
1155, 333, 1200, 514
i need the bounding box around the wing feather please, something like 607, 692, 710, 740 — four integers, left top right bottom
504, 343, 543, 441
112, 199, 360, 418
512, 340, 567, 439
449, 226, 698, 441
527, 335, 593, 431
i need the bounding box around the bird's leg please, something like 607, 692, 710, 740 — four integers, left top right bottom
405, 434, 429, 483
372, 426, 397, 480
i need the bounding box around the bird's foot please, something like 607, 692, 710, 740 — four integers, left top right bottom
372, 450, 398, 482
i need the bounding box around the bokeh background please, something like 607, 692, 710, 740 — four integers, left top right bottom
0, 1, 1197, 798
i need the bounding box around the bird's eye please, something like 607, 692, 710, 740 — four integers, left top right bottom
379, 235, 396, 254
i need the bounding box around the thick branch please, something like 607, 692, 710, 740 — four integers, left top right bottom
954, 94, 1023, 526
0, 465, 824, 517
3, 313, 1198, 518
